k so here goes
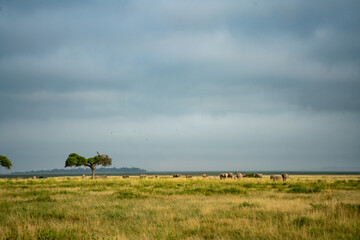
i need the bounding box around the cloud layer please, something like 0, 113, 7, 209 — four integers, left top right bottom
0, 0, 359, 172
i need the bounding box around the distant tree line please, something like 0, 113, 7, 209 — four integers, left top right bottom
11, 167, 146, 175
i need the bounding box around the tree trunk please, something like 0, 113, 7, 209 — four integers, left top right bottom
91, 167, 95, 179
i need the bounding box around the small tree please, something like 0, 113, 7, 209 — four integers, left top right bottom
65, 152, 112, 179
0, 155, 12, 169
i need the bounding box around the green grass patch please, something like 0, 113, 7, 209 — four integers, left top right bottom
287, 183, 322, 193
293, 216, 313, 227
36, 229, 78, 240
236, 201, 260, 208
33, 195, 56, 202
338, 203, 360, 214
115, 190, 147, 199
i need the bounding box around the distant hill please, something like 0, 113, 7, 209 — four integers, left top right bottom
11, 167, 146, 175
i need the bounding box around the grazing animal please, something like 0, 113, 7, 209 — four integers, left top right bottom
282, 173, 289, 181
82, 174, 86, 179
155, 175, 158, 178
220, 173, 227, 179
139, 174, 147, 178
235, 171, 243, 179
202, 174, 207, 178
255, 173, 263, 178
270, 175, 282, 181
173, 174, 181, 178
122, 175, 129, 178
95, 175, 107, 179
227, 172, 234, 178
186, 174, 192, 178
32, 176, 36, 179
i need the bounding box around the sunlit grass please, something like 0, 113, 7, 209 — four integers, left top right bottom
0, 175, 359, 239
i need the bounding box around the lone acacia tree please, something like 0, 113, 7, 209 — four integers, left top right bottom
65, 152, 112, 179
0, 155, 12, 169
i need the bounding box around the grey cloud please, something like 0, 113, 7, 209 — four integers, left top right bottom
0, 0, 359, 171
1, 112, 359, 172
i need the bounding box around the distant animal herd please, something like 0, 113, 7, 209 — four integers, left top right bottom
132, 172, 287, 180
34, 172, 290, 181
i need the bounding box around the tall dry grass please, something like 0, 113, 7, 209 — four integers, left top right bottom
0, 175, 359, 239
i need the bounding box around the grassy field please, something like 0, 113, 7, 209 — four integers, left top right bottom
0, 175, 359, 239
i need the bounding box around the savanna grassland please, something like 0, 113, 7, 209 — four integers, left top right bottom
0, 175, 359, 240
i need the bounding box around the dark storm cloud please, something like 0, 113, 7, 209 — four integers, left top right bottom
0, 0, 359, 171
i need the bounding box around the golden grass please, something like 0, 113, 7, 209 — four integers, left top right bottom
0, 175, 359, 239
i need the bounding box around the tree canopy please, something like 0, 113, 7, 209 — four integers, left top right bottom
65, 152, 112, 179
0, 155, 12, 169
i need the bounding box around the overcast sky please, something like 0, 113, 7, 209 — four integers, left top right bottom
0, 0, 359, 172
